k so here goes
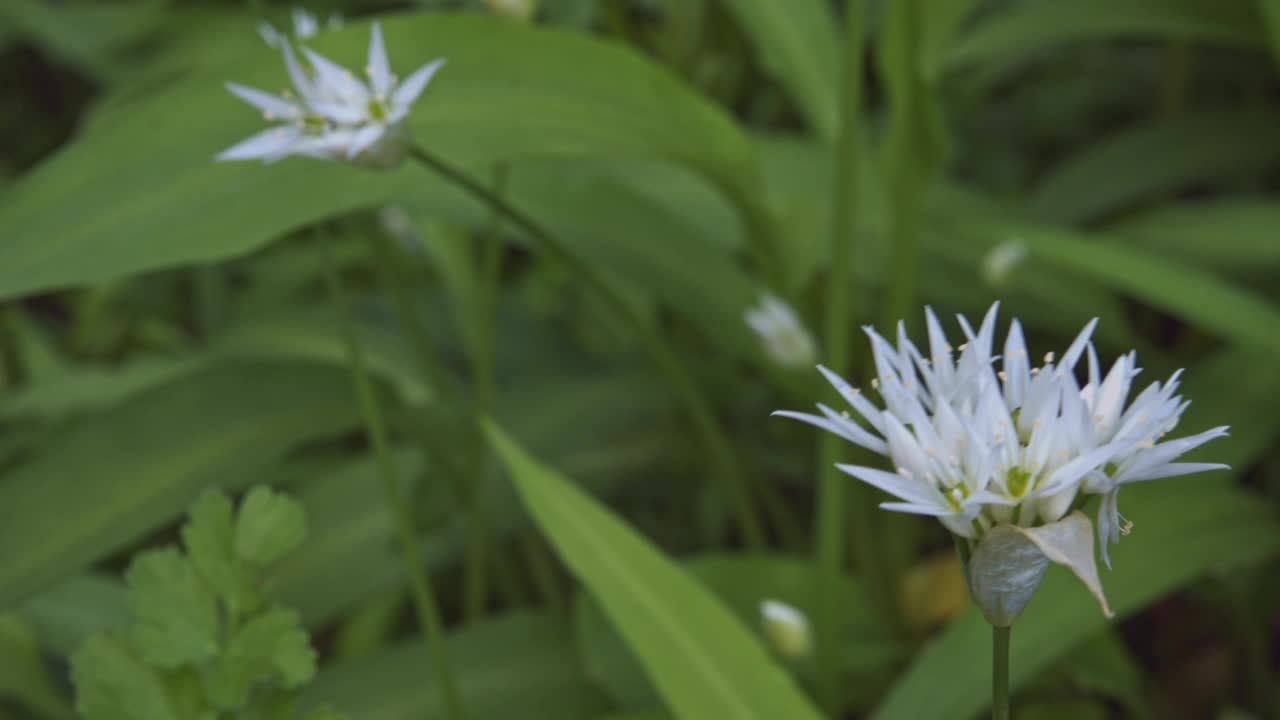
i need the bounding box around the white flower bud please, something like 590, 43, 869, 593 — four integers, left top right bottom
759, 599, 812, 659
744, 294, 817, 370
982, 240, 1028, 287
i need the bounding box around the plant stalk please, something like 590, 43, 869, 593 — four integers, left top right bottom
319, 238, 467, 720
815, 0, 869, 713
993, 624, 1011, 720
407, 146, 765, 549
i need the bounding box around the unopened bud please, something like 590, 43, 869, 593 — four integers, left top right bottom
759, 600, 812, 659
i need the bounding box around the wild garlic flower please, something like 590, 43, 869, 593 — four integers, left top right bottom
257, 7, 344, 48
776, 303, 1227, 551
744, 294, 817, 369
219, 22, 445, 169
776, 303, 1227, 622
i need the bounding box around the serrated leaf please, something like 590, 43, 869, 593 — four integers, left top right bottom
204, 607, 316, 710
71, 634, 179, 720
126, 549, 219, 668
234, 487, 307, 567
183, 491, 257, 617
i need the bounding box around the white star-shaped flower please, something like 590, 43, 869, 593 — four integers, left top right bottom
218, 22, 445, 168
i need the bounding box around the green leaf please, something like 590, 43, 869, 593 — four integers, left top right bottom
0, 615, 74, 718
484, 421, 823, 720
302, 708, 348, 720
0, 361, 360, 609
302, 611, 610, 720
717, 0, 839, 139
951, 217, 1280, 360
183, 491, 257, 617
126, 548, 219, 668
18, 574, 130, 656
577, 554, 903, 712
873, 480, 1280, 720
234, 486, 308, 567
944, 0, 1265, 72
1106, 198, 1280, 271
71, 634, 179, 720
204, 607, 316, 710
0, 13, 757, 302
1028, 111, 1280, 223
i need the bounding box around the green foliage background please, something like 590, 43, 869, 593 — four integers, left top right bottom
1, 0, 1278, 718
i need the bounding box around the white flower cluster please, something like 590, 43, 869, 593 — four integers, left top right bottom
218, 22, 445, 168
744, 294, 817, 370
777, 303, 1228, 565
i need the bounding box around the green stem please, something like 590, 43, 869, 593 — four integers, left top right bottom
319, 238, 467, 720
368, 232, 452, 396
993, 624, 1011, 720
461, 166, 507, 620
407, 146, 765, 549
815, 0, 868, 712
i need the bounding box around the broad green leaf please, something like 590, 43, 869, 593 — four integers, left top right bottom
204, 607, 316, 710
126, 549, 219, 668
577, 554, 903, 712
1106, 198, 1280, 271
1176, 349, 1280, 467
945, 0, 1265, 72
0, 615, 74, 718
0, 0, 162, 81
873, 480, 1280, 720
717, 0, 839, 139
0, 361, 362, 609
183, 491, 256, 617
1028, 111, 1280, 223
71, 634, 179, 720
274, 372, 674, 627
302, 612, 610, 719
234, 486, 308, 567
950, 218, 1280, 359
0, 13, 757, 301
19, 574, 130, 656
485, 422, 823, 720
1060, 629, 1148, 718
1260, 0, 1280, 63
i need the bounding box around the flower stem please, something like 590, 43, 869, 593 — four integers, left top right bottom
815, 0, 869, 712
993, 624, 1011, 720
319, 237, 467, 720
407, 146, 765, 549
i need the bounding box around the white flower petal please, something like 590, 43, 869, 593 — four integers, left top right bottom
216, 125, 300, 162
225, 83, 299, 120
836, 464, 941, 506
302, 46, 370, 103
346, 123, 386, 159
392, 58, 446, 111
367, 21, 394, 98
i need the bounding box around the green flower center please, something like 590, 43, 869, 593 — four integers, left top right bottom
1006, 466, 1032, 498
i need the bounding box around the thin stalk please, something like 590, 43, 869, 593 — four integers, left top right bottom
815, 0, 869, 712
461, 166, 507, 620
319, 239, 467, 720
992, 625, 1011, 720
407, 146, 765, 549
464, 168, 564, 611
368, 232, 452, 396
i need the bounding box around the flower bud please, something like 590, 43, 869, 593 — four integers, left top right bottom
759, 600, 812, 660
963, 512, 1112, 627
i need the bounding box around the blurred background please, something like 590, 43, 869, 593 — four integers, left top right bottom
0, 0, 1278, 718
